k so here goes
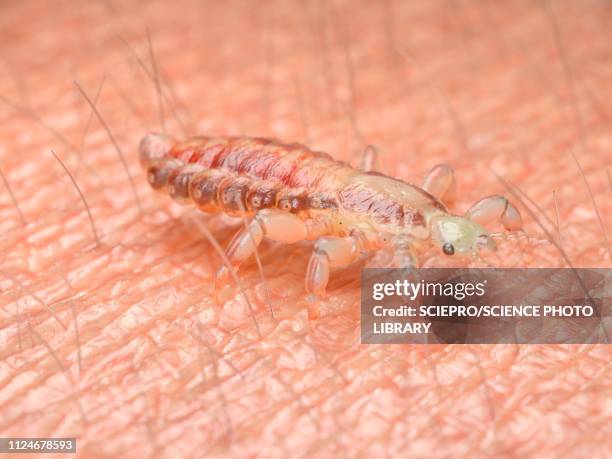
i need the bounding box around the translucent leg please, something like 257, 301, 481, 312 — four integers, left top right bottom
216, 209, 308, 287
464, 195, 522, 230
305, 236, 360, 319
422, 164, 456, 207
359, 145, 381, 172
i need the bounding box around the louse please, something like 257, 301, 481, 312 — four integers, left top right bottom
139, 133, 522, 319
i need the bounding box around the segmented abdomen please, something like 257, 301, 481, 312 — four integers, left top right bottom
141, 134, 346, 215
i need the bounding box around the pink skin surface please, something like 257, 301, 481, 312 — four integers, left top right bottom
0, 0, 611, 457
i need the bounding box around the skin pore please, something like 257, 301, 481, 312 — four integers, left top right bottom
0, 0, 611, 457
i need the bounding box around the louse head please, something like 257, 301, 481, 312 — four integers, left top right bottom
138, 132, 175, 168
429, 215, 496, 256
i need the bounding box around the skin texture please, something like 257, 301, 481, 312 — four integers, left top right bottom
0, 0, 611, 457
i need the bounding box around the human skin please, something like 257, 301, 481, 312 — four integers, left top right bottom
0, 0, 611, 457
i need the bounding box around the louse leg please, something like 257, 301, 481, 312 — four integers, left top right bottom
359, 145, 381, 172
305, 236, 361, 319
464, 195, 523, 230
215, 209, 308, 288
390, 241, 421, 292
422, 164, 456, 207
392, 240, 418, 269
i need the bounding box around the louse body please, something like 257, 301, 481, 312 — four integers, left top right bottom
139, 133, 522, 319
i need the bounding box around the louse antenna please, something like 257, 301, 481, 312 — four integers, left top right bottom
489, 230, 550, 246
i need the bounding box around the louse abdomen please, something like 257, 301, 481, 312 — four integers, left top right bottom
146, 159, 246, 213
187, 168, 314, 216
145, 156, 337, 216
141, 133, 340, 216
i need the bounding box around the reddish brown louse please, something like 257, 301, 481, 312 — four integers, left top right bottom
140, 133, 522, 319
